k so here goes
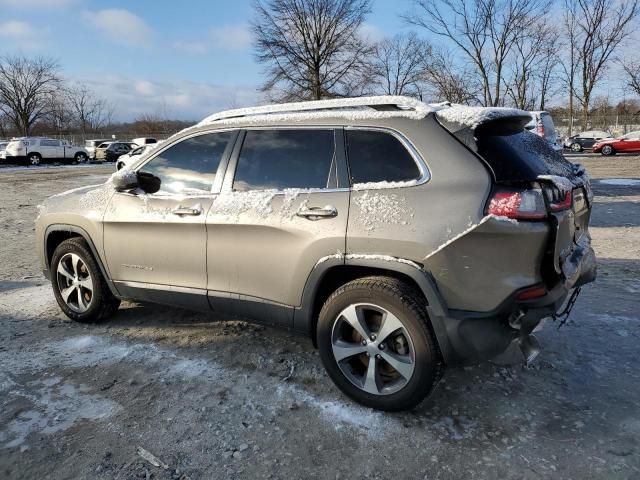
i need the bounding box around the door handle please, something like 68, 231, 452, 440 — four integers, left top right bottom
296, 205, 338, 219
172, 205, 202, 216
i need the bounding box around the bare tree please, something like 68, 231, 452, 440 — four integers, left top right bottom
252, 0, 373, 100
505, 19, 559, 110
367, 33, 429, 97
405, 0, 548, 107
422, 48, 480, 104
0, 55, 61, 136
66, 83, 114, 137
563, 0, 639, 130
624, 62, 640, 96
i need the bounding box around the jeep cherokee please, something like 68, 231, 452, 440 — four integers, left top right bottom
35, 96, 596, 411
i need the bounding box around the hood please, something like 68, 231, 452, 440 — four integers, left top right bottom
39, 182, 115, 219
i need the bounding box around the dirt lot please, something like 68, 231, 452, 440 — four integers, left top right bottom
0, 156, 639, 479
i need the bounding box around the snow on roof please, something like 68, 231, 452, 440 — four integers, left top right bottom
198, 95, 440, 126
435, 105, 530, 130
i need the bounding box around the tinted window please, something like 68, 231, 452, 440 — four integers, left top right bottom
346, 130, 420, 184
41, 139, 60, 147
141, 131, 234, 195
233, 130, 336, 191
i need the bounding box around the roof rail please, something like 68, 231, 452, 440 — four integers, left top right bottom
198, 95, 437, 125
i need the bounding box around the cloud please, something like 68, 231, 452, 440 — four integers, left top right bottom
359, 22, 385, 43
82, 9, 153, 48
0, 20, 46, 49
174, 24, 252, 55
77, 76, 260, 121
0, 0, 77, 7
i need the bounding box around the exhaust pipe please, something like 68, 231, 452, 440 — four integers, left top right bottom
519, 334, 541, 365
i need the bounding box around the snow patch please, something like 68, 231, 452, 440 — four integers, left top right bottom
353, 191, 414, 232
345, 254, 422, 269
537, 174, 575, 192
598, 178, 640, 186
436, 105, 529, 129
352, 179, 420, 191
199, 95, 436, 125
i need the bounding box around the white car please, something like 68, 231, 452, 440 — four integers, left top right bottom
84, 139, 111, 160
115, 144, 156, 170
4, 137, 89, 166
0, 141, 8, 162
525, 111, 563, 152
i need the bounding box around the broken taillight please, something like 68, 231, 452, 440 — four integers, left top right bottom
536, 122, 545, 137
543, 185, 573, 212
486, 189, 547, 219
516, 285, 547, 301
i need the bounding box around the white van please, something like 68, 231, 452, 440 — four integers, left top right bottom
4, 137, 89, 166
131, 137, 158, 147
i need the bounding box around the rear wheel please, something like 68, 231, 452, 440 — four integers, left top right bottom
51, 238, 120, 323
317, 276, 441, 411
28, 153, 41, 166
601, 145, 615, 156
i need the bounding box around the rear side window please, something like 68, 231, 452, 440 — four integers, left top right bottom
141, 131, 234, 195
233, 129, 336, 191
540, 113, 556, 138
346, 130, 420, 184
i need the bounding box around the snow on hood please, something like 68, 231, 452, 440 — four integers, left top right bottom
436, 105, 530, 130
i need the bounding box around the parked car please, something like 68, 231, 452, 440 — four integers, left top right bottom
525, 111, 562, 151
4, 137, 89, 166
95, 142, 136, 162
564, 131, 612, 152
132, 137, 158, 147
85, 139, 111, 160
116, 144, 155, 170
36, 96, 596, 411
592, 131, 640, 156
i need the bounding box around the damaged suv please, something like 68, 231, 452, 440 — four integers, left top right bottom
36, 96, 596, 411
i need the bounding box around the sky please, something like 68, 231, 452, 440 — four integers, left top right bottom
0, 0, 410, 121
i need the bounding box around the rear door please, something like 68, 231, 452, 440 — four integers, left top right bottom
41, 139, 63, 159
103, 130, 238, 308
206, 128, 349, 326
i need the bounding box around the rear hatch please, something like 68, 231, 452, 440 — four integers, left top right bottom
436, 106, 596, 290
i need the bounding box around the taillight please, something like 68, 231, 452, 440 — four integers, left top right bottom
536, 122, 545, 137
486, 188, 547, 219
543, 185, 573, 212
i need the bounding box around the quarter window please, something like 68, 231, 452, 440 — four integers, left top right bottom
140, 131, 234, 195
233, 129, 336, 191
346, 130, 421, 184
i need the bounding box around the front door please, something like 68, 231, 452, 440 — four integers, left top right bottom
103, 130, 238, 308
206, 128, 350, 326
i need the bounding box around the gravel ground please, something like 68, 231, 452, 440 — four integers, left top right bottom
0, 157, 639, 479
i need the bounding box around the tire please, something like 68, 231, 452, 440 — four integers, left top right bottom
317, 276, 441, 411
570, 142, 582, 152
50, 238, 120, 323
27, 153, 41, 166
601, 145, 615, 156
74, 152, 87, 164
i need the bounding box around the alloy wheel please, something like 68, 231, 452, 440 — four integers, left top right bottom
29, 155, 40, 166
331, 303, 415, 395
56, 253, 94, 313
571, 143, 582, 152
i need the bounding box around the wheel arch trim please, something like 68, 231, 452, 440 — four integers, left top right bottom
44, 224, 121, 297
294, 255, 453, 362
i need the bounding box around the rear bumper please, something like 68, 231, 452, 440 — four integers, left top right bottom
441, 237, 596, 366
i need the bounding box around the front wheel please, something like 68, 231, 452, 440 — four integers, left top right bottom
317, 276, 441, 411
601, 145, 615, 156
51, 238, 120, 323
74, 153, 88, 164
570, 142, 583, 152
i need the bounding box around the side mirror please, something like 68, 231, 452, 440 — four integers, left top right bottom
112, 169, 161, 194
137, 171, 161, 194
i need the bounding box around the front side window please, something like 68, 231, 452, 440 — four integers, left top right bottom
140, 131, 234, 195
41, 139, 60, 147
233, 129, 336, 191
346, 130, 421, 185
